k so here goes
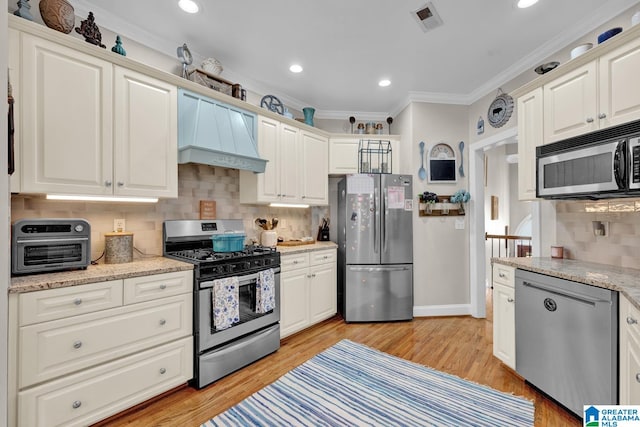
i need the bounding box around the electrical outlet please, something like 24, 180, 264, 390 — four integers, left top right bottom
455, 219, 465, 230
114, 218, 126, 232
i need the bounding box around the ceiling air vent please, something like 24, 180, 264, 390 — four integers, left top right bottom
412, 2, 443, 32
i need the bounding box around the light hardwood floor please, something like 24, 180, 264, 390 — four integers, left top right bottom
94, 291, 581, 427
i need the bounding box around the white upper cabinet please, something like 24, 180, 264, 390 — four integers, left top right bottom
240, 116, 329, 205
9, 28, 21, 194
599, 36, 640, 129
329, 136, 400, 175
17, 32, 178, 198
517, 87, 543, 201
114, 67, 177, 198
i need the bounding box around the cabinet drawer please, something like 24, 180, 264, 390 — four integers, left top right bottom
123, 270, 192, 305
19, 294, 191, 388
19, 281, 123, 326
281, 253, 310, 270
310, 249, 336, 266
18, 336, 193, 427
492, 264, 516, 287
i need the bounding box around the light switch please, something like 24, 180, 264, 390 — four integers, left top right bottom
455, 219, 465, 230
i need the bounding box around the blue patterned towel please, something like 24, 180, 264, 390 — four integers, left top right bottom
256, 268, 275, 313
212, 277, 240, 330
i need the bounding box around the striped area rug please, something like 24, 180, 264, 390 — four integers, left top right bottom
203, 339, 534, 426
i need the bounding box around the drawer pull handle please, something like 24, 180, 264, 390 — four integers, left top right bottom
159, 284, 167, 290
293, 260, 298, 264
160, 368, 166, 375
628, 317, 638, 325
586, 117, 594, 123
598, 113, 607, 119
499, 273, 507, 278
72, 401, 82, 409
323, 255, 328, 259
636, 373, 640, 383
73, 341, 82, 349
507, 298, 515, 303
159, 319, 167, 326
74, 298, 82, 306
105, 180, 112, 187
312, 273, 316, 278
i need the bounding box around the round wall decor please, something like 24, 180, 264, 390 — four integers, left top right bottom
487, 90, 514, 128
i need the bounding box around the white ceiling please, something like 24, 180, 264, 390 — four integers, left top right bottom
71, 0, 639, 117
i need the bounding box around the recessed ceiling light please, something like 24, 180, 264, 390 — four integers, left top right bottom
378, 79, 391, 87
517, 0, 538, 8
289, 64, 303, 73
178, 0, 199, 13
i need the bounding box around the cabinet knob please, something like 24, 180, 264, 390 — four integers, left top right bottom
627, 316, 638, 325
74, 298, 82, 306
105, 180, 112, 187
312, 273, 316, 278
636, 373, 640, 383
72, 400, 82, 409
160, 368, 167, 375
159, 319, 167, 326
323, 256, 328, 259
598, 113, 607, 119
73, 341, 82, 349
499, 272, 507, 278
117, 181, 124, 187
302, 196, 306, 199
159, 284, 167, 290
307, 274, 312, 278
293, 260, 298, 264
586, 117, 594, 123
507, 298, 515, 303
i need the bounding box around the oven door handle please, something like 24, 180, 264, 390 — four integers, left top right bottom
16, 237, 89, 244
200, 267, 281, 288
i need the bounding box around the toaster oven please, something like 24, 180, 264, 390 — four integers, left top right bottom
12, 219, 91, 275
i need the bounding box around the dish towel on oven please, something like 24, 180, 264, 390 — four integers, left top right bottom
255, 268, 275, 313
212, 277, 240, 331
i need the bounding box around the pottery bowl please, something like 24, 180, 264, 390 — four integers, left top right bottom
570, 43, 593, 59
597, 27, 622, 44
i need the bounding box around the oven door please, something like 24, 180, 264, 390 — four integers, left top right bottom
197, 268, 281, 352
537, 139, 626, 198
13, 238, 89, 274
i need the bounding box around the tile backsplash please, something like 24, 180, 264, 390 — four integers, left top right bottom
556, 200, 640, 268
11, 164, 324, 261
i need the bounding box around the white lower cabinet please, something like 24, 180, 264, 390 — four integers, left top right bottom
620, 295, 640, 404
280, 249, 337, 338
492, 264, 516, 370
9, 270, 193, 427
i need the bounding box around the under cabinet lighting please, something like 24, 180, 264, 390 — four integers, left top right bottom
269, 203, 310, 209
517, 0, 538, 8
178, 0, 199, 14
47, 194, 159, 203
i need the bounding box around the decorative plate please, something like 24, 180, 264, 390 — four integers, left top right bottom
487, 92, 514, 128
260, 95, 284, 115
534, 61, 559, 75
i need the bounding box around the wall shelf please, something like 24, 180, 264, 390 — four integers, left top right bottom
418, 195, 466, 217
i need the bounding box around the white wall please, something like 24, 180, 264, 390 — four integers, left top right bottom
2, 0, 10, 423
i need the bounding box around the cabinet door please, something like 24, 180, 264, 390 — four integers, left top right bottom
279, 124, 300, 202
492, 283, 515, 370
517, 88, 543, 201
280, 268, 309, 338
620, 296, 640, 405
543, 62, 597, 143
301, 131, 328, 205
308, 262, 336, 323
255, 116, 280, 202
21, 34, 113, 195
9, 28, 21, 193
329, 138, 359, 174
113, 67, 178, 198
599, 37, 640, 129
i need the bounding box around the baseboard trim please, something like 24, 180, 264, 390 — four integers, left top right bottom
413, 304, 472, 317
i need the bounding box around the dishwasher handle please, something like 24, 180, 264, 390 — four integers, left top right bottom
521, 280, 610, 306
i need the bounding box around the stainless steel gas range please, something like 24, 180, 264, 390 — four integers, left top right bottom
163, 219, 281, 389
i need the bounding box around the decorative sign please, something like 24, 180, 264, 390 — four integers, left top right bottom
199, 200, 217, 219
428, 142, 457, 183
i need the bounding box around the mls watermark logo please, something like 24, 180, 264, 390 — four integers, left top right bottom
584, 405, 640, 427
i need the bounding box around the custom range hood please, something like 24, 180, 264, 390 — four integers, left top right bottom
178, 89, 267, 173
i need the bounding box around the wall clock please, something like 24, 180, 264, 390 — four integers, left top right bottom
428, 142, 457, 183
487, 91, 514, 128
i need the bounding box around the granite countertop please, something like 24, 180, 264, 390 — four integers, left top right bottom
10, 257, 194, 294
492, 257, 640, 310
276, 241, 338, 255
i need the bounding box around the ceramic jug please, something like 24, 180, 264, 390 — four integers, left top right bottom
303, 107, 315, 126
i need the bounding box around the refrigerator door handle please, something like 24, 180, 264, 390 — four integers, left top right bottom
383, 187, 388, 252
374, 186, 379, 254
348, 266, 411, 273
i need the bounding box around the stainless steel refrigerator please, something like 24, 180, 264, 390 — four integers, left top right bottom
337, 174, 413, 322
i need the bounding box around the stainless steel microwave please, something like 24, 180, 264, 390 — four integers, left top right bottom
536, 119, 640, 199
12, 218, 91, 275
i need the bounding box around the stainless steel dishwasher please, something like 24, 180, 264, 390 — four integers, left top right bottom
515, 269, 618, 417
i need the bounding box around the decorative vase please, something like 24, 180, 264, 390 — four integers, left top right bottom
39, 0, 75, 34
302, 107, 315, 127
14, 0, 34, 21
111, 35, 126, 56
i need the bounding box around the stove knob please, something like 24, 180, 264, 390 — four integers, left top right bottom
245, 261, 252, 269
